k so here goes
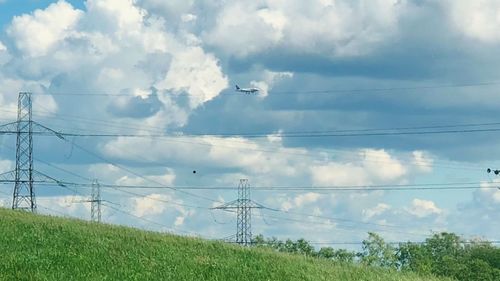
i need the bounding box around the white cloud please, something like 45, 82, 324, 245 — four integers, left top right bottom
205, 3, 287, 57
311, 149, 407, 186
155, 46, 228, 108
3, 0, 227, 124
204, 0, 406, 57
294, 192, 321, 207
362, 203, 391, 219
250, 70, 293, 98
412, 151, 433, 173
85, 0, 146, 36
0, 41, 9, 66
448, 0, 500, 43
116, 169, 176, 186
406, 198, 443, 218
132, 193, 170, 217
102, 135, 310, 179
138, 0, 195, 21
0, 159, 13, 174
311, 162, 369, 186
476, 180, 500, 205
174, 216, 185, 226
36, 195, 92, 219
181, 13, 197, 23
7, 0, 83, 57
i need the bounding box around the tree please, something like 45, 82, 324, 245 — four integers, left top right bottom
359, 232, 397, 268
318, 247, 335, 259
397, 242, 432, 274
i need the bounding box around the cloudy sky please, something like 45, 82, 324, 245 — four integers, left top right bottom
0, 0, 500, 247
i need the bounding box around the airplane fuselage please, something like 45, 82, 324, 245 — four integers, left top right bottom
235, 85, 259, 94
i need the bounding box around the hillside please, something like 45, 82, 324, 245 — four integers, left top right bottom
0, 208, 448, 281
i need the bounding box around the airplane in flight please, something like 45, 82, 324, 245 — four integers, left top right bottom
235, 85, 259, 94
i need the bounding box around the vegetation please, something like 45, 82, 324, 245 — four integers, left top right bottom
0, 208, 447, 281
253, 232, 500, 281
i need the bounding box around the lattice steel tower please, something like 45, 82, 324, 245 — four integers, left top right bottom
212, 179, 263, 246
12, 92, 35, 212
0, 92, 71, 212
236, 179, 252, 245
90, 179, 102, 223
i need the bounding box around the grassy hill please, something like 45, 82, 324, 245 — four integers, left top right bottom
0, 208, 448, 281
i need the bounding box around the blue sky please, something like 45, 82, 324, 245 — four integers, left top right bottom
0, 0, 499, 247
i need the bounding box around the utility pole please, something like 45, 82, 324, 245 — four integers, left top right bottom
237, 179, 252, 245
12, 92, 35, 212
212, 179, 264, 246
0, 92, 68, 212
91, 179, 101, 223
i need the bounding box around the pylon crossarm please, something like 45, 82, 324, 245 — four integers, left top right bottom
32, 121, 66, 139
0, 170, 16, 181
32, 170, 66, 187
0, 121, 19, 134
0, 121, 66, 137
248, 200, 266, 209
211, 200, 239, 210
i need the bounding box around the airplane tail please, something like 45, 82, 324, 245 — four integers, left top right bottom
235, 85, 240, 90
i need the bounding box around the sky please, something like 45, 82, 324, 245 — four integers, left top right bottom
0, 0, 500, 248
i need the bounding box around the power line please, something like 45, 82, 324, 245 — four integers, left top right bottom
101, 203, 212, 238
1, 120, 487, 171
260, 207, 434, 237
42, 127, 500, 139
109, 187, 212, 210
24, 105, 500, 137
20, 181, 494, 192
63, 140, 222, 204
271, 240, 500, 246
271, 81, 500, 95
0, 109, 484, 171
34, 80, 500, 97
253, 211, 430, 237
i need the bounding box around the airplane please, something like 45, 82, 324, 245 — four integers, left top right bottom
235, 84, 259, 94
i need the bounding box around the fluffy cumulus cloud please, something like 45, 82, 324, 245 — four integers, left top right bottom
362, 203, 391, 220
406, 198, 443, 218
36, 195, 92, 219
1, 0, 499, 244
131, 193, 195, 228
2, 0, 228, 131
204, 0, 407, 57
0, 159, 12, 174
101, 135, 311, 180
447, 0, 500, 43
310, 149, 407, 186
469, 181, 500, 209
132, 193, 170, 217
7, 1, 83, 57
155, 46, 228, 108
280, 192, 322, 211
412, 151, 433, 173
250, 70, 293, 98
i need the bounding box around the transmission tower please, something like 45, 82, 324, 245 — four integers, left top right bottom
12, 92, 35, 212
0, 92, 69, 212
91, 179, 102, 222
212, 179, 264, 246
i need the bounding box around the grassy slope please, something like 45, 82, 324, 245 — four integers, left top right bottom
0, 208, 448, 281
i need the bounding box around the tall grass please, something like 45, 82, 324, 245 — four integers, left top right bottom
0, 208, 448, 281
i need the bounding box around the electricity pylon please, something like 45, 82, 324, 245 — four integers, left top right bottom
12, 92, 35, 211
0, 92, 67, 212
90, 179, 101, 223
212, 179, 264, 246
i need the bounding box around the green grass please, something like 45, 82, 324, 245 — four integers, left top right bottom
0, 208, 448, 281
